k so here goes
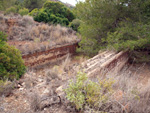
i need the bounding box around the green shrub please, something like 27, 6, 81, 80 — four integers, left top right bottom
103, 22, 150, 51
29, 8, 39, 16
0, 0, 17, 11
14, 5, 22, 13
77, 35, 100, 56
75, 0, 150, 61
23, 0, 44, 11
69, 19, 82, 31
43, 1, 75, 22
19, 8, 29, 16
34, 11, 49, 23
0, 32, 26, 80
61, 18, 69, 26
5, 6, 17, 14
129, 51, 150, 63
30, 1, 75, 26
0, 31, 7, 42
0, 1, 4, 10
65, 72, 114, 110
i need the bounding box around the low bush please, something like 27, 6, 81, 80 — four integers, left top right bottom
19, 8, 29, 16
103, 22, 150, 51
30, 1, 75, 26
29, 8, 39, 17
34, 11, 49, 23
65, 72, 114, 110
0, 31, 7, 42
77, 35, 100, 56
5, 6, 17, 14
0, 31, 26, 80
69, 19, 82, 31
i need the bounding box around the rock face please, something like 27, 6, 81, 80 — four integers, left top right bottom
81, 51, 129, 77
66, 51, 129, 78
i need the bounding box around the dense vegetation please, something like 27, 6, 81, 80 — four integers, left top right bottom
75, 0, 150, 57
0, 31, 26, 80
23, 0, 45, 11
29, 1, 75, 26
0, 0, 75, 26
69, 19, 82, 31
0, 0, 16, 10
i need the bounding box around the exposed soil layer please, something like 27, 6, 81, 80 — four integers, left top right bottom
1, 14, 80, 68
8, 41, 79, 67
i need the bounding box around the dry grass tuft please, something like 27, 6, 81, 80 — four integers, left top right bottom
64, 61, 150, 112
99, 64, 150, 113
0, 80, 16, 97
29, 93, 41, 112
0, 15, 79, 55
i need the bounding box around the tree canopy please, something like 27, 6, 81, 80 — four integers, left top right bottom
0, 0, 16, 10
0, 31, 26, 80
23, 0, 45, 11
75, 0, 150, 55
29, 1, 75, 26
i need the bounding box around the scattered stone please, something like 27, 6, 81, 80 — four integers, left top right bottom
19, 88, 24, 91
56, 86, 64, 96
43, 89, 49, 95
39, 96, 61, 110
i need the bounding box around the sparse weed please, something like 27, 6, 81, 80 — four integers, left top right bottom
0, 80, 15, 97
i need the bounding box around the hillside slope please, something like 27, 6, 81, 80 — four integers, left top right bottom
0, 14, 80, 67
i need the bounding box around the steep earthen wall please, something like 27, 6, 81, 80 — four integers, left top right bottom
3, 18, 80, 67
22, 43, 78, 67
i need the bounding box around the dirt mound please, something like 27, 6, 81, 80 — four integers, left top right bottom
0, 14, 80, 67
0, 14, 79, 54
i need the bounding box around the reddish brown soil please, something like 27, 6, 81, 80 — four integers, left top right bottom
8, 41, 79, 67
22, 43, 78, 59
8, 41, 31, 45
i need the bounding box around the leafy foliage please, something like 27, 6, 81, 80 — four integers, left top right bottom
30, 1, 75, 26
0, 0, 16, 10
34, 10, 49, 23
77, 36, 100, 56
69, 19, 82, 31
28, 8, 38, 16
5, 6, 17, 14
23, 0, 45, 11
0, 32, 26, 80
75, 0, 150, 56
18, 8, 29, 16
0, 31, 7, 42
43, 1, 75, 22
65, 72, 114, 110
103, 22, 150, 51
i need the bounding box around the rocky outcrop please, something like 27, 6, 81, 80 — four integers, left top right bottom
74, 51, 129, 77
